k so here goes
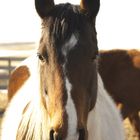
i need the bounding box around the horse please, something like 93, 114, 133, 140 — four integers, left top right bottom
99, 49, 140, 138
1, 0, 125, 140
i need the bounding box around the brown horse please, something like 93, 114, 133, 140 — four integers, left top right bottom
99, 49, 140, 138
1, 0, 125, 140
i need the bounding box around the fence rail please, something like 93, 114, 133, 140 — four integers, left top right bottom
0, 50, 34, 90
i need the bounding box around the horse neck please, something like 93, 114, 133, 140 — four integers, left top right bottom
87, 73, 125, 140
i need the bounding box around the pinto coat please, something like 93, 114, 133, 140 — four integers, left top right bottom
1, 55, 125, 140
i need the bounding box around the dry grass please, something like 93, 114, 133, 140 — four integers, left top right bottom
0, 92, 8, 138
0, 92, 7, 111
124, 119, 139, 140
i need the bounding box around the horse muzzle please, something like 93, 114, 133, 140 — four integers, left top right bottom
50, 129, 62, 140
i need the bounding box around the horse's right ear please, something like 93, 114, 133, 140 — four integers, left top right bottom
35, 0, 55, 18
80, 0, 100, 18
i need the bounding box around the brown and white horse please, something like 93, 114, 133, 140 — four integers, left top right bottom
99, 49, 140, 138
1, 0, 125, 140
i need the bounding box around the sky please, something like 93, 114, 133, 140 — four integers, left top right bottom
0, 0, 140, 50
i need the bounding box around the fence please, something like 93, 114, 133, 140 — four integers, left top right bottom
0, 50, 34, 92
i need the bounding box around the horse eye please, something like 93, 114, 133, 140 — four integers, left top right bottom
45, 89, 48, 95
37, 53, 45, 62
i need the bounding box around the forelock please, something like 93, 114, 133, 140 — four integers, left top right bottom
42, 3, 91, 46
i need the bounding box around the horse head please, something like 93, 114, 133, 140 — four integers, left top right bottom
35, 0, 100, 139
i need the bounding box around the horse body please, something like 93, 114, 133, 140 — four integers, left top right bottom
99, 49, 140, 138
99, 49, 140, 110
1, 0, 125, 140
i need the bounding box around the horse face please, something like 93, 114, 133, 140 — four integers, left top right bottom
36, 0, 100, 140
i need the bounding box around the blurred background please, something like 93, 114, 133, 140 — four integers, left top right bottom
0, 0, 140, 49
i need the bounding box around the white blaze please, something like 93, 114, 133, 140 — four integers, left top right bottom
65, 78, 79, 140
62, 34, 78, 57
62, 33, 79, 140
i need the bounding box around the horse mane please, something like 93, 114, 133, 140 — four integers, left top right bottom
1, 55, 49, 140
16, 100, 48, 139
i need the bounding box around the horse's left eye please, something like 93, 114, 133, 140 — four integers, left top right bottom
37, 53, 45, 62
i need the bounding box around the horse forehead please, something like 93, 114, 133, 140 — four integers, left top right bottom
62, 34, 78, 57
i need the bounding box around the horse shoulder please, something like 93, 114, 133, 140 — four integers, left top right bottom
8, 65, 30, 101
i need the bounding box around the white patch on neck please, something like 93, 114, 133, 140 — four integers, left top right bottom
62, 34, 78, 57
65, 78, 79, 140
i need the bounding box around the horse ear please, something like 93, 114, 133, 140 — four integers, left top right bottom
35, 0, 55, 18
80, 0, 100, 18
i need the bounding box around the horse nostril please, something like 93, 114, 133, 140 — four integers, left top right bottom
79, 128, 85, 140
50, 129, 54, 140
54, 133, 62, 140
50, 129, 62, 140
